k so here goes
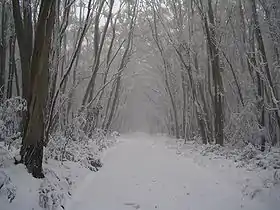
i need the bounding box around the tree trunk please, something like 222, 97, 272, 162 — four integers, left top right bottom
181, 67, 187, 139
251, 0, 280, 150
20, 0, 55, 178
12, 0, 33, 137
82, 0, 110, 106
104, 1, 136, 132
206, 0, 224, 145
0, 1, 7, 102
7, 32, 16, 98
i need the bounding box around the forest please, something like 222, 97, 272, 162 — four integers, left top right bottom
0, 0, 280, 209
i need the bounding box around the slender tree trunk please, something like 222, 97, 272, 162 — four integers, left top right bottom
82, 0, 111, 106
206, 0, 224, 145
181, 68, 187, 139
105, 1, 137, 132
7, 33, 16, 98
164, 71, 180, 139
46, 0, 93, 140
102, 81, 116, 130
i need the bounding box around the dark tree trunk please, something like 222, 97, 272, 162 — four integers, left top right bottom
0, 1, 7, 102
12, 0, 33, 101
181, 67, 187, 139
20, 0, 55, 178
206, 0, 224, 145
12, 0, 33, 138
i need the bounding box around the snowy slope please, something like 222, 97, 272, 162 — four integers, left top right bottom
66, 133, 280, 210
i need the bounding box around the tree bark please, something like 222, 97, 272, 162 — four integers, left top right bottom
7, 32, 17, 98
0, 0, 7, 102
20, 0, 55, 178
206, 0, 224, 145
251, 0, 280, 150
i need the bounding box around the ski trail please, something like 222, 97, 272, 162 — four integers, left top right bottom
66, 134, 274, 210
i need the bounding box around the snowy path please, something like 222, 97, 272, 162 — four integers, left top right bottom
66, 134, 276, 210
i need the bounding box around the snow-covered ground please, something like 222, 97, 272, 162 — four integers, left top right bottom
0, 131, 118, 210
1, 133, 280, 210
0, 160, 90, 210
66, 133, 280, 210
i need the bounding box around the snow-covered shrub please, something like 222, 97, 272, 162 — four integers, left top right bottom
198, 141, 280, 171
0, 145, 14, 168
39, 114, 118, 208
45, 112, 117, 172
201, 144, 224, 156
200, 143, 237, 158
273, 170, 280, 183
38, 168, 69, 210
235, 145, 280, 170
237, 143, 259, 161
91, 128, 106, 151
45, 131, 101, 171
0, 120, 5, 142
0, 97, 25, 148
111, 131, 120, 137
0, 98, 25, 168
0, 171, 16, 203
224, 102, 260, 148
94, 129, 120, 151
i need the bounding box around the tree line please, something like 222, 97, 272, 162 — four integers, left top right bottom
135, 0, 280, 150
0, 0, 280, 178
0, 0, 138, 178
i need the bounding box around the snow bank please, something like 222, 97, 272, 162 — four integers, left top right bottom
0, 160, 89, 210
0, 131, 118, 210
165, 135, 280, 172
199, 142, 280, 171
165, 138, 280, 203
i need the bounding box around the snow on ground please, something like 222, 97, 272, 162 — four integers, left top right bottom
0, 160, 89, 210
0, 132, 118, 210
66, 133, 280, 210
163, 136, 280, 206
1, 133, 280, 210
